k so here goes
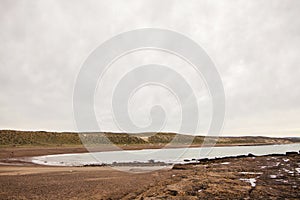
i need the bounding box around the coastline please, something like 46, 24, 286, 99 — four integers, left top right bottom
1, 142, 299, 160
0, 153, 299, 199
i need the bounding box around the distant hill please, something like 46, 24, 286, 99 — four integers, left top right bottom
0, 130, 298, 147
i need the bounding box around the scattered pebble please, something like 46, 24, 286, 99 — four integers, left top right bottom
240, 178, 256, 187
221, 162, 230, 165
239, 172, 263, 175
274, 179, 288, 183
270, 175, 277, 179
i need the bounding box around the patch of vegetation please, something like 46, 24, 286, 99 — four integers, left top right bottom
0, 130, 298, 147
0, 130, 82, 146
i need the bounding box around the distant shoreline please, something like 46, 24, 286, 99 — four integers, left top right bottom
1, 142, 300, 161
1, 129, 299, 160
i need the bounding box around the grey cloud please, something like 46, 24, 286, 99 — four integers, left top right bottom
0, 0, 299, 136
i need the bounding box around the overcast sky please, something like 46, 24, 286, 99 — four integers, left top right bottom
0, 0, 300, 137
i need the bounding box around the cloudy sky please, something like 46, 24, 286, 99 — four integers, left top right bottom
0, 0, 300, 137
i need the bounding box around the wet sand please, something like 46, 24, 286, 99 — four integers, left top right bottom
0, 153, 299, 199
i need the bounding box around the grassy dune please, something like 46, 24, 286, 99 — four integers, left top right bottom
0, 130, 299, 147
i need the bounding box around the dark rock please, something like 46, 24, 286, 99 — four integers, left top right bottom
167, 189, 178, 196
225, 156, 236, 159
269, 153, 285, 156
172, 164, 189, 170
214, 157, 222, 160
198, 158, 209, 162
286, 151, 298, 155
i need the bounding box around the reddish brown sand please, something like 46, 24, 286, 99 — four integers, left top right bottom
0, 153, 299, 199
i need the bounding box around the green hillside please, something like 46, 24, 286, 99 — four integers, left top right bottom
0, 130, 298, 147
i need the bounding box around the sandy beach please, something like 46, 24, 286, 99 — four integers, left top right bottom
0, 150, 299, 199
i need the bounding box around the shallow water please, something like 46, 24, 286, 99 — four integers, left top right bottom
29, 143, 300, 166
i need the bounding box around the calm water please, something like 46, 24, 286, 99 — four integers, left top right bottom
29, 143, 300, 166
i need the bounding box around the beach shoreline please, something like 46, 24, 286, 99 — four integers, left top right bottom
2, 142, 298, 160
0, 153, 299, 199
